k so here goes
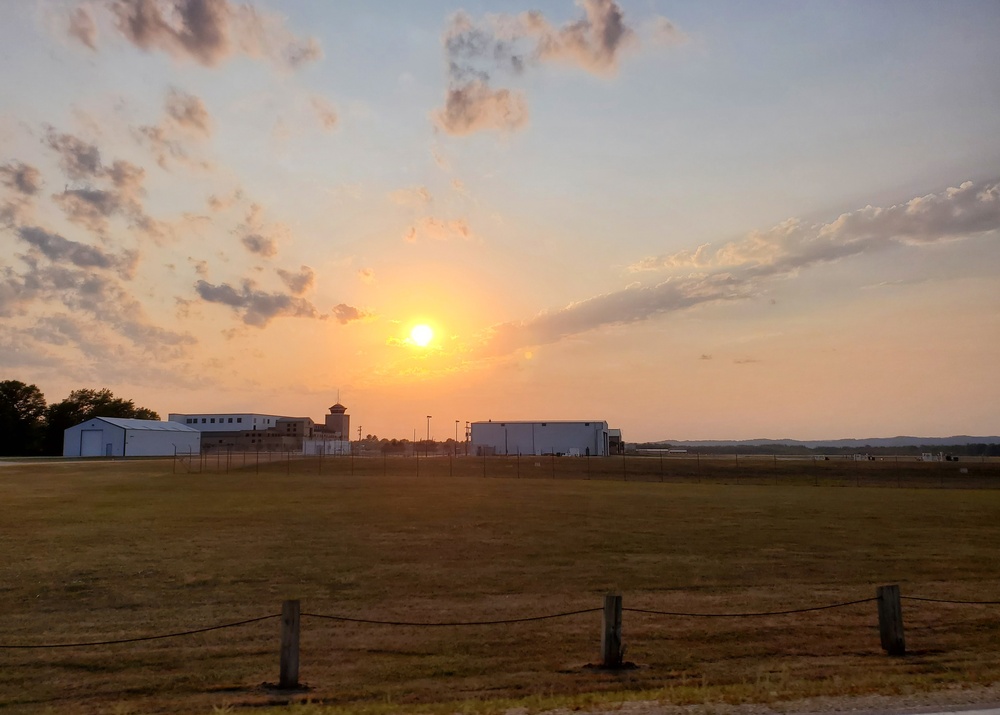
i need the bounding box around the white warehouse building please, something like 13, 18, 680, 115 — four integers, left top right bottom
471, 420, 621, 457
64, 417, 201, 458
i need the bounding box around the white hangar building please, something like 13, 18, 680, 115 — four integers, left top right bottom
470, 420, 620, 457
63, 417, 201, 458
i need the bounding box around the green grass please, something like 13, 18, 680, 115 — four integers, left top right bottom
0, 457, 998, 714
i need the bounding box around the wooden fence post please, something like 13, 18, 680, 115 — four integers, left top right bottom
601, 593, 624, 668
279, 599, 301, 688
876, 585, 905, 656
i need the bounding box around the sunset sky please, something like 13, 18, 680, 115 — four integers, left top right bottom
1, 1, 998, 442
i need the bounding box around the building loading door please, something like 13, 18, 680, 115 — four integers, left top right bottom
80, 430, 103, 457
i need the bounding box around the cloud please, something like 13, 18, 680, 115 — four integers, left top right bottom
0, 162, 42, 225
42, 148, 164, 239
165, 88, 212, 135
241, 233, 277, 257
526, 0, 637, 75
67, 6, 98, 50
189, 257, 209, 276
194, 279, 318, 326
482, 273, 748, 356
53, 188, 121, 235
89, 0, 322, 69
1, 162, 42, 196
358, 267, 374, 283
235, 203, 285, 257
483, 178, 1000, 356
434, 2, 683, 135
403, 216, 473, 243
44, 128, 103, 179
631, 178, 1000, 276
332, 303, 374, 325
0, 267, 31, 317
136, 89, 214, 170
434, 80, 529, 136
17, 225, 137, 278
390, 185, 433, 208
207, 189, 243, 211
0, 251, 192, 355
276, 265, 314, 294
310, 96, 338, 131
650, 16, 688, 47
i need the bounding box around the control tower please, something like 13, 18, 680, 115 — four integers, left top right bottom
324, 402, 350, 439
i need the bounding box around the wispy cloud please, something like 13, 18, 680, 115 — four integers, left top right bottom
137, 88, 214, 170
309, 95, 338, 132
390, 186, 433, 208
67, 0, 322, 70
241, 233, 277, 257
0, 245, 192, 356
236, 203, 282, 258
17, 226, 136, 278
0, 162, 42, 225
332, 303, 374, 325
481, 178, 1000, 356
44, 128, 103, 179
195, 279, 318, 326
67, 6, 98, 50
403, 216, 473, 243
43, 142, 166, 240
276, 265, 314, 294
165, 88, 212, 135
630, 179, 1000, 275
433, 1, 685, 135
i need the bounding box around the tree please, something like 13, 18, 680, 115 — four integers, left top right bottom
43, 388, 160, 455
0, 380, 47, 456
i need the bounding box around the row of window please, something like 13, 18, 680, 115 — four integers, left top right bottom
496, 423, 590, 427
182, 417, 277, 425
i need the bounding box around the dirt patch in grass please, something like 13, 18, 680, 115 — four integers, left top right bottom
1, 458, 998, 713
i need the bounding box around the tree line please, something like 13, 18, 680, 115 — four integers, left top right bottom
0, 380, 159, 457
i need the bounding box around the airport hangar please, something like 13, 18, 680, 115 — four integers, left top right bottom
63, 417, 201, 458
470, 420, 622, 457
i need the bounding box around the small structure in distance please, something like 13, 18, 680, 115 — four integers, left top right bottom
63, 417, 200, 457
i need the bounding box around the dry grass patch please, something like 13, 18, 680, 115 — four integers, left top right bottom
0, 458, 998, 713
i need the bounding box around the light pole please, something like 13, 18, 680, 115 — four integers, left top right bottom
455, 420, 459, 456
426, 415, 432, 457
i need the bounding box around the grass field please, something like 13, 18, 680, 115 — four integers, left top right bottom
1, 456, 998, 714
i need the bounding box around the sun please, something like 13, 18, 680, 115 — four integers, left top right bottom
410, 324, 434, 347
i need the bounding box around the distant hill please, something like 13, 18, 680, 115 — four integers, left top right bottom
646, 436, 1000, 449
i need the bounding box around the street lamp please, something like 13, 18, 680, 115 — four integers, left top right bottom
426, 415, 431, 441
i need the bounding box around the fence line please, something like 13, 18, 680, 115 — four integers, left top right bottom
0, 614, 279, 649
901, 596, 1000, 605
1, 587, 995, 690
300, 607, 602, 627
622, 597, 877, 618
2, 589, 994, 651
170, 450, 1000, 491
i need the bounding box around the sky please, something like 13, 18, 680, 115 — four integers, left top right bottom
1, 0, 999, 442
